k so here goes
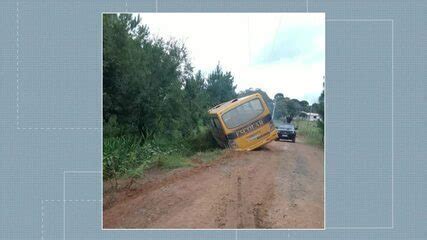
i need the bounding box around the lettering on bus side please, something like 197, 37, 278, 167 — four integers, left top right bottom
226, 114, 272, 140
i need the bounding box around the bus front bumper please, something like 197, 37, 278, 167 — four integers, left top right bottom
236, 131, 278, 151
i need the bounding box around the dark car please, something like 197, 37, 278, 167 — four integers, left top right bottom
276, 124, 297, 142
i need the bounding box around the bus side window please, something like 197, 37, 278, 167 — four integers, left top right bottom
213, 118, 222, 130
210, 118, 217, 129
210, 117, 221, 130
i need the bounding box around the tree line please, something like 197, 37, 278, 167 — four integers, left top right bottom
103, 14, 237, 140
273, 90, 324, 123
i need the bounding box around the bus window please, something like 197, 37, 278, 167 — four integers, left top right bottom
210, 117, 222, 131
209, 116, 227, 147
221, 98, 264, 129
213, 118, 222, 130
210, 118, 216, 129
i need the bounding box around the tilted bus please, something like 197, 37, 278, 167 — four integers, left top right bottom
208, 93, 278, 151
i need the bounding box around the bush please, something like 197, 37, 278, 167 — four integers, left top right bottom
187, 128, 218, 152
103, 136, 160, 183
103, 129, 220, 183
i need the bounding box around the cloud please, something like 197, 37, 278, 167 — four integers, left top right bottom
255, 26, 322, 64
137, 13, 324, 104
235, 59, 324, 103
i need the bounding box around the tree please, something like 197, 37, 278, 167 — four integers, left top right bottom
274, 93, 285, 99
299, 100, 309, 112
103, 14, 194, 137
103, 14, 239, 139
310, 103, 319, 113
206, 64, 237, 106
273, 93, 287, 121
287, 99, 302, 118
318, 90, 324, 120
238, 88, 274, 112
183, 70, 210, 132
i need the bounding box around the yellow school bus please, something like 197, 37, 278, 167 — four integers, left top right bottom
208, 93, 278, 151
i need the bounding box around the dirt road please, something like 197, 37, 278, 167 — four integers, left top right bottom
103, 138, 324, 229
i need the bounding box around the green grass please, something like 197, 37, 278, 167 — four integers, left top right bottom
156, 154, 192, 169
103, 129, 221, 183
103, 135, 160, 181
294, 120, 324, 147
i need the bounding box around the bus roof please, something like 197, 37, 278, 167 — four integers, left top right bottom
208, 93, 261, 115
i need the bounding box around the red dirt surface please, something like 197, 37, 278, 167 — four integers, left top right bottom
103, 139, 324, 229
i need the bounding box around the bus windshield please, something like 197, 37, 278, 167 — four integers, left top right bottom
221, 98, 264, 129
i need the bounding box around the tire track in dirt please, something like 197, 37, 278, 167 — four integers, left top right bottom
267, 139, 324, 228
236, 175, 244, 228
103, 140, 324, 228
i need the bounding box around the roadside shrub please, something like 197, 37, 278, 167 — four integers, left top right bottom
316, 120, 324, 143
103, 116, 136, 138
187, 128, 218, 152
103, 136, 159, 184
103, 129, 221, 185
294, 120, 324, 147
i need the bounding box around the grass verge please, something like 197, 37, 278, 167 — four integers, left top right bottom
103, 129, 221, 190
294, 120, 324, 147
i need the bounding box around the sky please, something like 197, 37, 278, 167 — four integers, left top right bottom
137, 13, 325, 104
